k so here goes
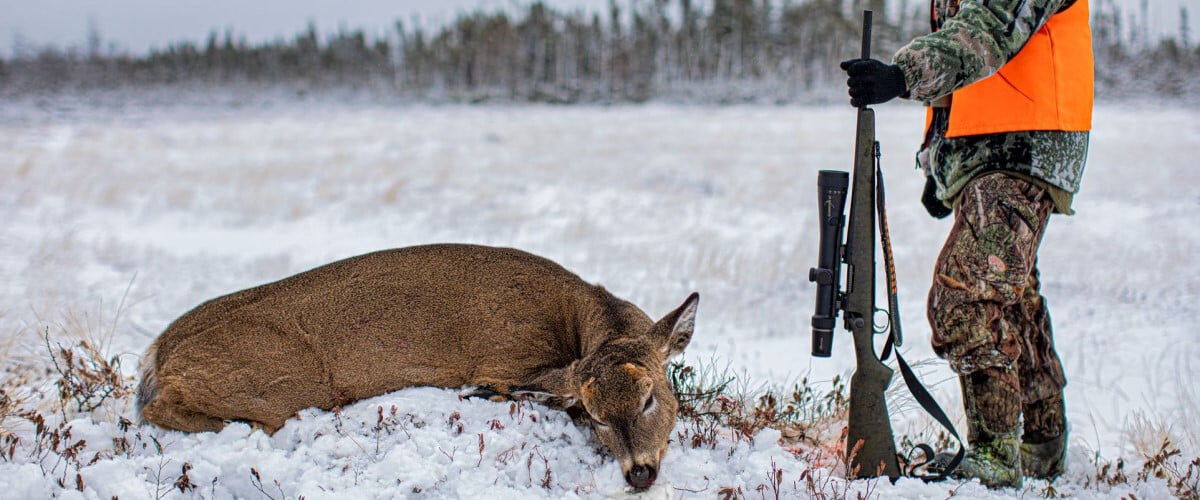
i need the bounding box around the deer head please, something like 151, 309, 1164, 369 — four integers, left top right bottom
569, 293, 698, 489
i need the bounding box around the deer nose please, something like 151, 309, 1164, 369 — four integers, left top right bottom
625, 465, 657, 489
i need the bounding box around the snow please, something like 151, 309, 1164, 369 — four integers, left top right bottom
0, 99, 1197, 498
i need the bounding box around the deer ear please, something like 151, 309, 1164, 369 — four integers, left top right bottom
649, 292, 698, 360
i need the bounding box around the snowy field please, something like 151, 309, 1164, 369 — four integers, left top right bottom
0, 98, 1197, 498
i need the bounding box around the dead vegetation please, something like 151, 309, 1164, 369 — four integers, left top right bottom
669, 359, 1200, 499
0, 322, 136, 494
668, 360, 849, 452
43, 332, 131, 417
1084, 439, 1200, 499
0, 364, 36, 437
0, 329, 1197, 498
669, 361, 884, 498
250, 466, 305, 500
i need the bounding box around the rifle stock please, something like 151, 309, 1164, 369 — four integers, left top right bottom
843, 106, 901, 481
847, 353, 898, 477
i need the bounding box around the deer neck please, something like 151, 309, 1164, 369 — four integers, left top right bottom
575, 286, 653, 358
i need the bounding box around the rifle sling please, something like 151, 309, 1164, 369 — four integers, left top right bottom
892, 348, 965, 481
873, 145, 966, 482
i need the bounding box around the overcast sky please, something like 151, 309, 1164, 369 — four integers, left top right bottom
0, 0, 1194, 57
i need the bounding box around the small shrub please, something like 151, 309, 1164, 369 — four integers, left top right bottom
1138, 439, 1200, 499
1082, 440, 1200, 499
667, 361, 849, 451
43, 332, 131, 416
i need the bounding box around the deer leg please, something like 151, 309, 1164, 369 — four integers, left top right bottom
460, 384, 511, 402
140, 383, 226, 433
510, 366, 580, 410
508, 363, 578, 407
505, 384, 573, 409
246, 420, 283, 435
464, 364, 579, 405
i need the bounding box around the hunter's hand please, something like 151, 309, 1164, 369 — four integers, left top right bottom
840, 58, 909, 107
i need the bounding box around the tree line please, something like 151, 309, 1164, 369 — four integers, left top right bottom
1, 0, 1196, 102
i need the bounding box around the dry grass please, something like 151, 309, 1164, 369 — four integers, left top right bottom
1082, 439, 1200, 499
0, 329, 136, 494
668, 360, 849, 454
0, 370, 30, 437
0, 283, 138, 443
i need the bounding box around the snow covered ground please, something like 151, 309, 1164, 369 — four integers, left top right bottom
0, 98, 1196, 498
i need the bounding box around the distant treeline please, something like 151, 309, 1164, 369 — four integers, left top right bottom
1, 0, 1196, 102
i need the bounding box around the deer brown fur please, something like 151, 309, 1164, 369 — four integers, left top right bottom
137, 243, 697, 489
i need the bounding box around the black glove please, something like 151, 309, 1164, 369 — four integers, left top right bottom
840, 58, 909, 107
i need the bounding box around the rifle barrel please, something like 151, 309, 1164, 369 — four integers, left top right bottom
861, 11, 873, 60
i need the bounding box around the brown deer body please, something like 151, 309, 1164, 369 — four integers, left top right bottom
138, 243, 697, 489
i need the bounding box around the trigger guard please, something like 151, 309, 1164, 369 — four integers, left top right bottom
872, 307, 890, 334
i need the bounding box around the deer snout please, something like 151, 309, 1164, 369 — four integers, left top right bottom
624, 464, 657, 489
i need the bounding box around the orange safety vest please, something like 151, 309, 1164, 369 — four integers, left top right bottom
925, 0, 1095, 138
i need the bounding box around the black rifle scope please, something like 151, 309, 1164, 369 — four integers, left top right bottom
809, 170, 850, 358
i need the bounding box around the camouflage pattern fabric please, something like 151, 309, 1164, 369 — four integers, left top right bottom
955, 367, 1024, 488
930, 364, 1025, 488
1023, 393, 1065, 443
1021, 393, 1067, 479
893, 0, 1090, 213
894, 0, 1072, 103
928, 172, 1070, 486
927, 172, 1067, 396
922, 108, 1089, 215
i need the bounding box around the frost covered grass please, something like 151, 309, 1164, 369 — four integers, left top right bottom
0, 99, 1197, 498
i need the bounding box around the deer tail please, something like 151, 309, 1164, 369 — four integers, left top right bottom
135, 341, 160, 420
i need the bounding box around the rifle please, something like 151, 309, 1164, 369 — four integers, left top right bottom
809, 10, 964, 482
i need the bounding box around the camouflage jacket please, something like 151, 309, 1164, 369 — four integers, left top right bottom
892, 0, 1090, 215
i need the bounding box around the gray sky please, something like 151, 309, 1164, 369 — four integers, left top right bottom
0, 0, 606, 56
1, 0, 1195, 57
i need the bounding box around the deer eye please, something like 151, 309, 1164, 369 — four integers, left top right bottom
643, 395, 655, 414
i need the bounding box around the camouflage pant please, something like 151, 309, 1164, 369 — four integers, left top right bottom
927, 173, 1067, 408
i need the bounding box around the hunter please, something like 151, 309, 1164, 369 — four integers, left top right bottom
841, 0, 1092, 489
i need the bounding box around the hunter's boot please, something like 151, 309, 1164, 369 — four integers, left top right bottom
1021, 393, 1067, 480
932, 369, 1024, 488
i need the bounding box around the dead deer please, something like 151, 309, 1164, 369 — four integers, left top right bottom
137, 243, 697, 489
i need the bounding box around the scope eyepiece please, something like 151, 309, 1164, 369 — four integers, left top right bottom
811, 319, 836, 358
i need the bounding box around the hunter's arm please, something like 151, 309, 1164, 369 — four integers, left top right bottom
893, 0, 1070, 103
